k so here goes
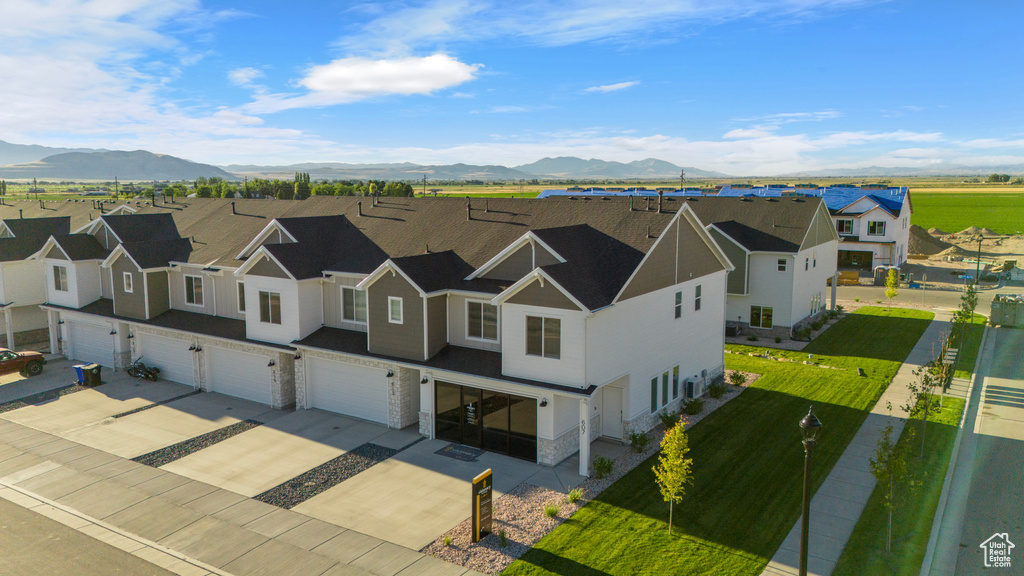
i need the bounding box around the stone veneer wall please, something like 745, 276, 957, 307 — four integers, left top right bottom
389, 367, 419, 429
272, 353, 296, 409
537, 412, 602, 466
0, 328, 51, 349
418, 410, 433, 438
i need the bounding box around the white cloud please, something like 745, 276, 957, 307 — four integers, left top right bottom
242, 55, 480, 113
741, 110, 844, 125
585, 81, 640, 93
228, 67, 264, 87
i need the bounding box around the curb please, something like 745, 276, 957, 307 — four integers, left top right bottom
917, 323, 991, 576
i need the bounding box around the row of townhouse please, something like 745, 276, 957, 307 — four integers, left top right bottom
0, 194, 838, 474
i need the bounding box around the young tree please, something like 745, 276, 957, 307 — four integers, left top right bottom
652, 418, 694, 535
885, 268, 899, 311
902, 362, 938, 458
869, 416, 913, 553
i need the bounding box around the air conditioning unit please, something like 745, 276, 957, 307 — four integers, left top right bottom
684, 378, 698, 399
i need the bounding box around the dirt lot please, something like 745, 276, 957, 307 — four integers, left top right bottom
904, 227, 1024, 291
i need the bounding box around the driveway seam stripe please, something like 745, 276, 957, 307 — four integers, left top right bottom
253, 443, 398, 509
132, 420, 263, 468
111, 390, 204, 419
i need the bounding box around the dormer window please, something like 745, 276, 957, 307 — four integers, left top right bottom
123, 272, 133, 294
53, 265, 68, 292
388, 297, 404, 324
836, 219, 853, 235
343, 287, 367, 323
185, 275, 204, 306
467, 301, 498, 340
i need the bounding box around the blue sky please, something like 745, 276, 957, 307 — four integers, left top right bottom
1, 0, 1022, 175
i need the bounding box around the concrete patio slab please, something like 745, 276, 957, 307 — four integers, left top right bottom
104, 497, 206, 542
16, 466, 102, 500
62, 450, 121, 472
349, 542, 422, 576
132, 470, 193, 496
60, 392, 278, 459
0, 453, 46, 476
319, 564, 375, 576
88, 458, 146, 479
159, 516, 268, 568
394, 554, 471, 576
161, 409, 387, 496
222, 538, 339, 576
44, 444, 95, 464
310, 530, 382, 564
294, 438, 540, 550
30, 437, 80, 457
112, 464, 170, 487
158, 479, 220, 506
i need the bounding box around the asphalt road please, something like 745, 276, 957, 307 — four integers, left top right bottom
836, 283, 1022, 315
0, 498, 176, 576
953, 327, 1024, 575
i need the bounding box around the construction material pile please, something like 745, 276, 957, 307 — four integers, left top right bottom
909, 225, 954, 256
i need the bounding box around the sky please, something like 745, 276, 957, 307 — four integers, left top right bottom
1, 0, 1022, 175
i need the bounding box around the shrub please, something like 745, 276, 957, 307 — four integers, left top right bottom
835, 304, 845, 313
444, 536, 451, 547
876, 300, 882, 304
854, 297, 860, 302
659, 411, 680, 430
682, 398, 704, 415
629, 431, 651, 453
567, 487, 583, 503
746, 334, 758, 342
707, 382, 728, 399
811, 319, 824, 331
544, 504, 560, 518
728, 371, 747, 386
593, 455, 614, 478
499, 530, 507, 547
774, 336, 782, 343
794, 328, 811, 341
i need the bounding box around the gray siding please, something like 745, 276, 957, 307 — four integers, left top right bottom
91, 225, 114, 250
447, 293, 501, 351
111, 254, 146, 319
168, 269, 215, 316
248, 255, 290, 279
367, 272, 424, 360
710, 228, 748, 295
323, 276, 368, 332
217, 276, 245, 320
482, 243, 533, 282
801, 208, 838, 251
507, 279, 580, 310
147, 271, 170, 318
619, 217, 726, 301
426, 295, 447, 358
44, 246, 67, 260
535, 243, 561, 267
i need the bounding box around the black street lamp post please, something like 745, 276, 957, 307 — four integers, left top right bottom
799, 406, 823, 576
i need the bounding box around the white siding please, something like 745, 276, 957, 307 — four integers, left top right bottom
0, 261, 46, 306
448, 292, 501, 352
242, 275, 301, 345
586, 270, 727, 423
75, 262, 102, 307
500, 303, 586, 388
791, 241, 838, 325
100, 265, 113, 299
45, 261, 81, 308
726, 253, 795, 327
216, 274, 245, 320
297, 279, 323, 340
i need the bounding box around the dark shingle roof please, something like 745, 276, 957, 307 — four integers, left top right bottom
3, 216, 70, 240
0, 238, 47, 262
121, 237, 192, 269
679, 196, 822, 253
52, 234, 110, 261
102, 213, 180, 243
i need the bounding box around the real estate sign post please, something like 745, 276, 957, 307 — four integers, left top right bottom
472, 469, 493, 542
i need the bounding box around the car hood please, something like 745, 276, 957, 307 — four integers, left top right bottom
16, 352, 44, 360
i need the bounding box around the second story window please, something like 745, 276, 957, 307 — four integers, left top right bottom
237, 282, 246, 313
342, 287, 367, 323
778, 258, 787, 272
185, 275, 204, 306
868, 221, 886, 236
674, 291, 682, 319
53, 265, 68, 292
467, 301, 498, 340
694, 284, 702, 311
526, 316, 560, 359
388, 296, 403, 324
123, 272, 133, 294
836, 219, 853, 235
259, 291, 281, 324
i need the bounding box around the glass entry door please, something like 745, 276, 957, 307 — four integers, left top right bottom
434, 381, 537, 461
461, 387, 481, 448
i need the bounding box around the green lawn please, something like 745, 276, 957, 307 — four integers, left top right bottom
832, 396, 965, 576
504, 308, 934, 576
911, 193, 1024, 235
952, 313, 986, 380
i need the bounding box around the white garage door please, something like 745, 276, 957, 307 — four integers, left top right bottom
68, 321, 115, 367
307, 357, 388, 424
207, 347, 272, 405
137, 333, 194, 385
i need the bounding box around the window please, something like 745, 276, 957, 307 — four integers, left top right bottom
525, 316, 560, 359
123, 272, 133, 294
388, 297, 403, 324
674, 291, 682, 319
651, 377, 658, 414
672, 366, 680, 399
53, 265, 68, 292
342, 287, 367, 323
868, 221, 886, 236
750, 305, 774, 329
259, 291, 281, 324
185, 275, 204, 306
467, 301, 498, 340
778, 258, 787, 272
836, 219, 853, 235
662, 372, 669, 407
237, 282, 246, 313
805, 257, 809, 271
813, 252, 817, 268
694, 285, 702, 311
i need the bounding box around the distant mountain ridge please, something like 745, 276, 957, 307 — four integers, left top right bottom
1, 150, 235, 181
779, 164, 1024, 177
0, 140, 106, 166
513, 157, 730, 179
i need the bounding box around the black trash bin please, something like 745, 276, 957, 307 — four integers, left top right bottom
82, 363, 102, 387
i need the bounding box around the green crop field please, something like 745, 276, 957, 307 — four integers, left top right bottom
910, 193, 1024, 235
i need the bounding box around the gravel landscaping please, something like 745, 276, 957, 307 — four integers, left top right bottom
254, 442, 399, 509
422, 373, 758, 575
0, 384, 85, 414
111, 390, 203, 418
131, 419, 263, 467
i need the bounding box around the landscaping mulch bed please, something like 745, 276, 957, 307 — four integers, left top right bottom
422, 374, 758, 575
0, 384, 86, 414
254, 442, 398, 509
111, 390, 203, 419
131, 419, 262, 467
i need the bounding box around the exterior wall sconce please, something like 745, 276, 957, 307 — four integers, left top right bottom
57, 320, 64, 324
188, 345, 196, 351
195, 346, 202, 352
127, 334, 134, 339
109, 329, 117, 335
386, 369, 395, 378
539, 398, 548, 407
294, 354, 302, 360
420, 376, 429, 384
268, 360, 276, 367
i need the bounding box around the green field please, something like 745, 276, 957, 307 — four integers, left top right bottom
504, 307, 933, 576
910, 193, 1024, 235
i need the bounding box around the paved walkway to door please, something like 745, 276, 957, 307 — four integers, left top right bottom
761, 310, 953, 576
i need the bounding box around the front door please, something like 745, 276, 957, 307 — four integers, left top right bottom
434, 380, 537, 461
602, 386, 623, 439
461, 387, 482, 448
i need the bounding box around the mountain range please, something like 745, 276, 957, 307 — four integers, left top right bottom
0, 149, 235, 181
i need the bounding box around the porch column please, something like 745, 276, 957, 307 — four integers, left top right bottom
47, 310, 60, 355
3, 308, 14, 351
579, 396, 591, 477
830, 273, 838, 311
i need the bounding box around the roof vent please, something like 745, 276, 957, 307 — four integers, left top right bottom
484, 199, 489, 213
357, 201, 362, 217
658, 191, 664, 213
466, 197, 472, 221
231, 201, 236, 215
19, 209, 23, 219
629, 196, 634, 211
645, 197, 651, 211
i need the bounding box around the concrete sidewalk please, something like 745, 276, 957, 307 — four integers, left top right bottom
761, 310, 953, 576
0, 419, 486, 576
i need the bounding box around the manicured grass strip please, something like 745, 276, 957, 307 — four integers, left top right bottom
253, 443, 398, 509
504, 307, 933, 576
111, 390, 203, 419
832, 397, 965, 576
131, 419, 262, 467
911, 193, 1024, 235
0, 385, 85, 414
952, 314, 986, 380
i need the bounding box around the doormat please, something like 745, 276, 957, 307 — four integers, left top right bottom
436, 443, 485, 462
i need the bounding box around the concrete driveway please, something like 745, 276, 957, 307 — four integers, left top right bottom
161, 409, 393, 496
60, 392, 280, 459
292, 438, 543, 550
0, 359, 80, 404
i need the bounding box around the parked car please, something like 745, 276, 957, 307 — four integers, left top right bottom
0, 348, 46, 377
